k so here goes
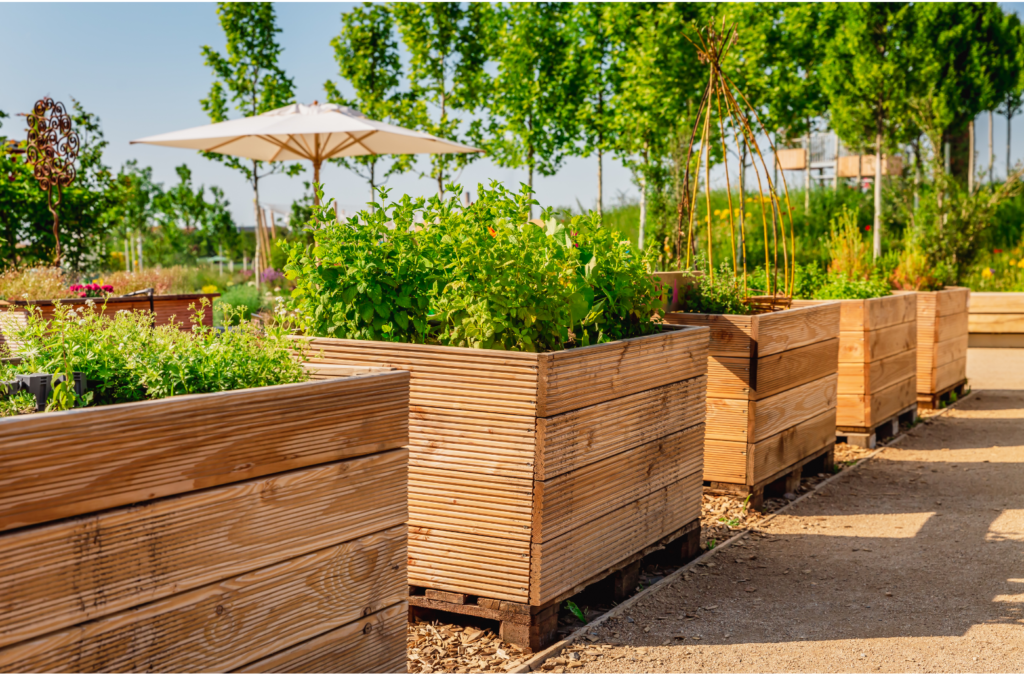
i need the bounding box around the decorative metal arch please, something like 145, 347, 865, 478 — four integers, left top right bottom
25, 97, 79, 263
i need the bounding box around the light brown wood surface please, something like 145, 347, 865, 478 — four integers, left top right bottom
969, 313, 1024, 333
0, 526, 407, 673
968, 292, 1024, 314
752, 408, 837, 484
0, 372, 410, 533
0, 451, 407, 650
908, 288, 970, 396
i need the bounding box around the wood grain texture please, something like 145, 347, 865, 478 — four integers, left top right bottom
908, 288, 970, 395
969, 313, 1024, 333
750, 374, 838, 443
969, 292, 1024, 314
933, 355, 968, 393
536, 376, 706, 480
241, 602, 407, 673
752, 302, 841, 357
837, 349, 917, 396
0, 372, 410, 533
754, 338, 839, 399
661, 312, 755, 357
751, 409, 836, 486
0, 526, 407, 673
530, 472, 702, 605
703, 439, 748, 484
936, 310, 969, 343
0, 451, 407, 650
837, 321, 916, 363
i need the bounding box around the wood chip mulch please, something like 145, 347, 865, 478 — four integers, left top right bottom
407, 621, 529, 673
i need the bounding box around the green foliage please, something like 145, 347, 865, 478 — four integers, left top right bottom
214, 283, 262, 326
284, 181, 663, 352
325, 3, 419, 195
564, 600, 588, 625
200, 2, 303, 187
677, 259, 753, 316
392, 3, 491, 195
4, 300, 306, 410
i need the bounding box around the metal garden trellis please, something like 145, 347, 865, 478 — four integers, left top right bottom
23, 97, 80, 264
676, 21, 798, 305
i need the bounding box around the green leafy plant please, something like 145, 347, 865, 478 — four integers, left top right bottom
284, 182, 663, 352
4, 299, 306, 412
706, 538, 717, 550
677, 257, 755, 316
565, 600, 588, 625
718, 495, 752, 528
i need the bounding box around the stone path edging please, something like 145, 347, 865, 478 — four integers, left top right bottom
511, 392, 975, 672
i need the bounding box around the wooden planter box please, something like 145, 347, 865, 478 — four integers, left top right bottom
897, 287, 969, 410
792, 295, 918, 447
968, 292, 1024, 348
0, 293, 219, 351
664, 304, 840, 505
0, 369, 410, 673
297, 326, 709, 649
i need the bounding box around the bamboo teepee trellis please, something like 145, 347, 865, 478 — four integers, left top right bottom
675, 22, 797, 304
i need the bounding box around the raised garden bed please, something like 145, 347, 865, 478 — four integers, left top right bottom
896, 287, 970, 410
297, 325, 709, 650
663, 303, 840, 508
968, 291, 1024, 348
0, 368, 410, 672
0, 293, 219, 350
793, 293, 918, 448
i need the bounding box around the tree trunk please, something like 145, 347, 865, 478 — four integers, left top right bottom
1007, 111, 1013, 179
873, 131, 882, 259
968, 119, 975, 193
913, 137, 921, 212
988, 110, 994, 183
804, 125, 811, 211
253, 163, 262, 293
137, 233, 144, 272
739, 138, 746, 270
124, 237, 131, 272
597, 148, 603, 221
639, 171, 647, 251
832, 134, 840, 193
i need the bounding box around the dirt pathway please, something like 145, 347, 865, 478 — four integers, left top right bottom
549, 353, 1024, 673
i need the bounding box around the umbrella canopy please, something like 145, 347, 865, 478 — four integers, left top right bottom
131, 102, 481, 199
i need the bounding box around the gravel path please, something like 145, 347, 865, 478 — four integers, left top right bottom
544, 350, 1024, 673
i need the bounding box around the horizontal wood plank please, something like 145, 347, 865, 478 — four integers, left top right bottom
0, 527, 407, 673
968, 292, 1024, 314
0, 373, 409, 533
702, 439, 748, 484
968, 312, 1024, 334
750, 374, 838, 444
752, 408, 837, 485
753, 302, 841, 357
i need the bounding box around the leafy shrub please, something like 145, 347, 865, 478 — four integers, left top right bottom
2, 299, 306, 411
0, 266, 67, 301
676, 258, 755, 315
825, 206, 873, 281
284, 182, 663, 352
214, 283, 262, 326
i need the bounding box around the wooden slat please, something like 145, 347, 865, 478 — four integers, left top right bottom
662, 312, 755, 357
539, 326, 709, 416
241, 602, 407, 673
838, 320, 916, 364
534, 425, 704, 544
865, 293, 916, 330
969, 292, 1024, 314
933, 334, 969, 370
703, 439, 748, 484
0, 373, 409, 533
755, 337, 839, 399
536, 376, 706, 479
0, 451, 407, 650
705, 397, 750, 443
530, 473, 702, 605
751, 408, 836, 484
752, 302, 841, 357
933, 356, 968, 393
969, 313, 1024, 333
408, 527, 531, 602
0, 527, 407, 673
838, 348, 917, 396
936, 310, 969, 343
936, 287, 970, 317
750, 374, 838, 443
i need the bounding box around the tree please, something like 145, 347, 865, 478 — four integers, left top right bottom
997, 13, 1024, 180
566, 3, 616, 218
324, 3, 420, 201
821, 2, 913, 258
392, 2, 490, 197
103, 159, 162, 271
201, 3, 299, 235
485, 3, 578, 211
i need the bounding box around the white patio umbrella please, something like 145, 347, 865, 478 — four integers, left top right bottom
131, 102, 481, 204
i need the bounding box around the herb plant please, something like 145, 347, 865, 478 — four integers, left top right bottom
284, 182, 663, 352
2, 299, 307, 412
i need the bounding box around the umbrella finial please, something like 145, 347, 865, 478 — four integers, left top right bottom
313, 100, 318, 106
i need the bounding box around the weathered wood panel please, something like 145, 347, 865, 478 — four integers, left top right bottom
753, 302, 841, 357
703, 439, 748, 484
0, 527, 407, 673
752, 408, 837, 484
0, 372, 409, 533
969, 292, 1024, 313
661, 313, 755, 356
241, 602, 408, 673
0, 451, 407, 650
969, 313, 1024, 333
750, 374, 838, 443
907, 288, 969, 396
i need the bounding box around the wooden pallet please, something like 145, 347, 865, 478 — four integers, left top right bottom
793, 294, 917, 430
837, 403, 918, 449
918, 378, 969, 412
297, 326, 709, 610
0, 369, 410, 672
408, 518, 702, 651
663, 303, 840, 500
706, 442, 835, 511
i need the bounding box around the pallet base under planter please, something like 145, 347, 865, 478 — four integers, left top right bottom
705, 443, 835, 512
837, 403, 917, 449
408, 519, 702, 652
918, 378, 968, 412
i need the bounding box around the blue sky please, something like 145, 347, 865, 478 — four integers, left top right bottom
1, 2, 1021, 227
